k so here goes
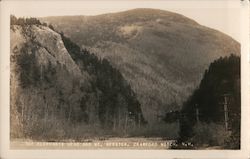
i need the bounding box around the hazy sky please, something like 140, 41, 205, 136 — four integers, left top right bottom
4, 0, 242, 42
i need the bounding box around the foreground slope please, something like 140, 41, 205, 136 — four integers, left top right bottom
179, 55, 240, 149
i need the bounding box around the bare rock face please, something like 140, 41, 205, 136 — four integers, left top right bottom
42, 8, 240, 123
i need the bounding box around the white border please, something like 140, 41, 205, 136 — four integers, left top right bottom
0, 0, 249, 159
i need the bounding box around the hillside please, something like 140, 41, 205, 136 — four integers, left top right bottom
179, 55, 240, 149
10, 17, 144, 140
41, 8, 240, 122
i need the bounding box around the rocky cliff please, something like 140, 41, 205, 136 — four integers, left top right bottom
10, 18, 144, 139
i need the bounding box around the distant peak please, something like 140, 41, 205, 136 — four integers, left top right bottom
92, 8, 199, 26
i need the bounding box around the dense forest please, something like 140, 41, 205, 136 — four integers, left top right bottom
60, 33, 146, 129
178, 55, 240, 148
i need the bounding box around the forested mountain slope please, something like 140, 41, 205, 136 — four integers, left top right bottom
179, 55, 240, 148
41, 8, 240, 122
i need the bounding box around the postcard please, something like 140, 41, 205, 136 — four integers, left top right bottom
0, 0, 249, 159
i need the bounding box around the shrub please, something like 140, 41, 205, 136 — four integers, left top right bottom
190, 122, 231, 148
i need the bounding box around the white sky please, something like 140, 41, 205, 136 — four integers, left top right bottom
3, 0, 242, 42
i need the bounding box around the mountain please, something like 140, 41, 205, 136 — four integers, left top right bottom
10, 17, 144, 140
41, 8, 240, 123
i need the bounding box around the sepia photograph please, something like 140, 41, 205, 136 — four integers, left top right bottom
1, 0, 250, 159
9, 1, 241, 150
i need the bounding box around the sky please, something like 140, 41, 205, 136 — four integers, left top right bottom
3, 0, 242, 42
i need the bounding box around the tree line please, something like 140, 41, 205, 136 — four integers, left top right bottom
11, 15, 54, 30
